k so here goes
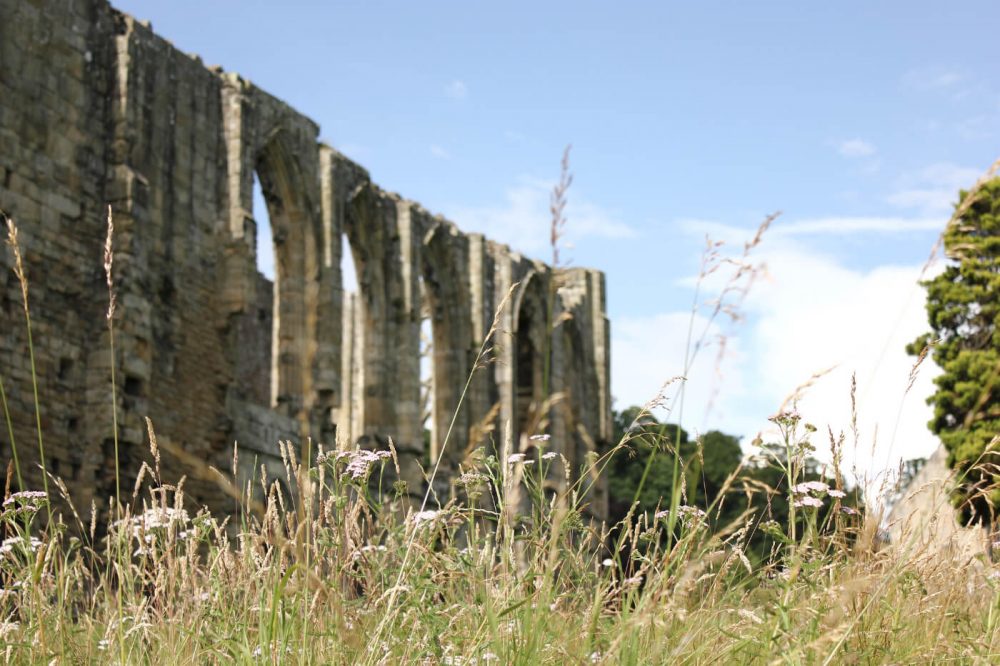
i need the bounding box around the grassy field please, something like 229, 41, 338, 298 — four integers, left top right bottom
0, 420, 997, 664
3, 179, 1000, 665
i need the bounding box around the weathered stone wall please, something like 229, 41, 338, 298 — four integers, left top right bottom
887, 446, 982, 559
0, 0, 612, 521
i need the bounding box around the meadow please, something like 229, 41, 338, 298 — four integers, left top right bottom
2, 165, 1000, 665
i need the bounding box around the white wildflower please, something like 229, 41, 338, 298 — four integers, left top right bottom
792, 481, 829, 495
458, 472, 487, 486
827, 489, 846, 498
352, 544, 388, 560
411, 510, 440, 526
2, 490, 47, 507
507, 453, 526, 464
601, 558, 614, 567
542, 452, 558, 460
530, 434, 551, 442
339, 449, 392, 481
793, 496, 824, 508
0, 536, 42, 556
678, 505, 706, 520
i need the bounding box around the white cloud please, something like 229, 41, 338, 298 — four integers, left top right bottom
612, 311, 743, 426
429, 144, 451, 160
446, 178, 635, 255
612, 224, 946, 491
774, 216, 944, 235
679, 215, 945, 240
737, 243, 943, 485
445, 79, 467, 100
887, 162, 982, 215
837, 139, 876, 158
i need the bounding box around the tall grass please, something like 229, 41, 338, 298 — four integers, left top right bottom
3, 213, 49, 518
2, 168, 1000, 664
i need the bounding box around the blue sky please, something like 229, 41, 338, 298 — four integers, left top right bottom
117, 1, 1000, 480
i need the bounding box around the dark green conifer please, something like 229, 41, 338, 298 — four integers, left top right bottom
910, 177, 1000, 525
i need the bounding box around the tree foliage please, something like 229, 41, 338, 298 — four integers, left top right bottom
607, 407, 855, 563
608, 406, 743, 532
909, 177, 1000, 525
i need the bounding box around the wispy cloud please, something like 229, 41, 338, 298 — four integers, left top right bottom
837, 139, 876, 158
679, 216, 944, 240
776, 216, 943, 235
446, 177, 635, 255
616, 224, 945, 479
429, 144, 451, 160
887, 162, 982, 215
445, 79, 467, 100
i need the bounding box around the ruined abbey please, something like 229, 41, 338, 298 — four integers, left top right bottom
0, 1, 611, 519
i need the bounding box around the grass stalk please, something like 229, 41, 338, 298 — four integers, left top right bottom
5, 214, 52, 524
0, 372, 23, 491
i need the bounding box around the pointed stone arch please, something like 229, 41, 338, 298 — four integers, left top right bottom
420, 221, 475, 478
253, 130, 322, 417
512, 269, 550, 440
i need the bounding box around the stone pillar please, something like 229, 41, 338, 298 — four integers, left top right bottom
345, 186, 424, 498
420, 219, 475, 487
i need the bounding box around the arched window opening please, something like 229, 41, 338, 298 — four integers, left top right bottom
419, 280, 434, 469
514, 275, 548, 442
561, 320, 591, 475
237, 170, 276, 408
341, 233, 358, 294
337, 231, 363, 448
515, 309, 538, 438
252, 172, 275, 281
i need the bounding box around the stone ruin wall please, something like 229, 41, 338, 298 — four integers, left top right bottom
887, 446, 983, 559
0, 0, 612, 520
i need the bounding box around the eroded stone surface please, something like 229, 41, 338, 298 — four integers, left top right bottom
0, 0, 611, 521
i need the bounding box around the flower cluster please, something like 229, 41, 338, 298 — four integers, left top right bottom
1, 490, 48, 519
458, 472, 487, 487
128, 506, 190, 533
411, 510, 441, 526
792, 480, 845, 508
458, 472, 488, 500
768, 408, 801, 426
351, 544, 387, 561
117, 507, 192, 556
0, 535, 42, 557
328, 449, 393, 481
654, 505, 707, 526
2, 490, 47, 508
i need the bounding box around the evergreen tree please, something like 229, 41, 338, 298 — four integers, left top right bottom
909, 177, 1000, 526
